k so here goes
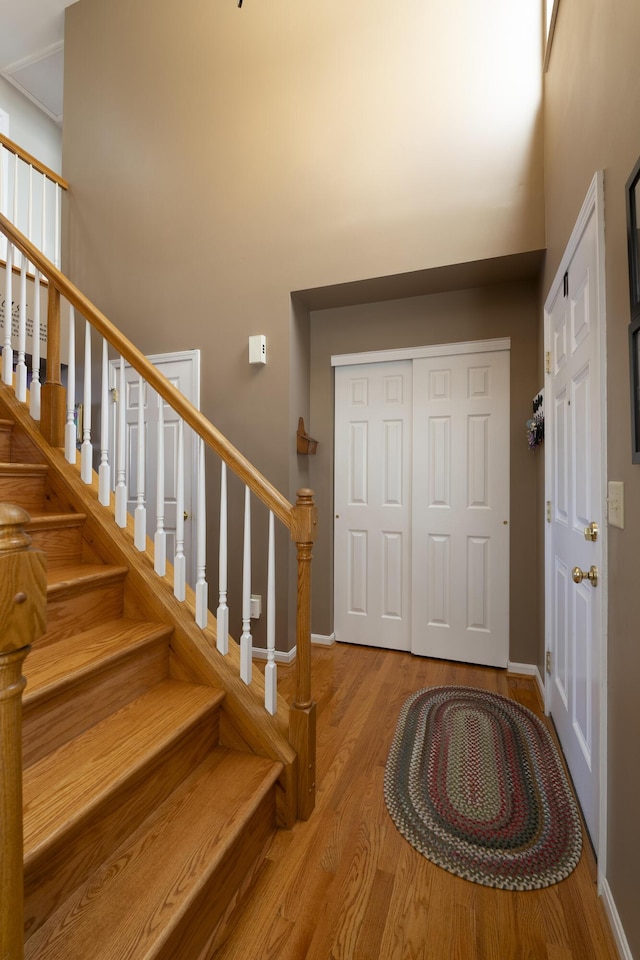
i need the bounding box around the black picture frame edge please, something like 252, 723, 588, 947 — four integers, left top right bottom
625, 154, 640, 322
629, 316, 640, 464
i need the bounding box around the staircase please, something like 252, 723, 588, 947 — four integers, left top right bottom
0, 404, 283, 959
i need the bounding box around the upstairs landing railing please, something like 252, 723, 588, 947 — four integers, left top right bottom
0, 132, 67, 270
0, 134, 68, 422
0, 211, 317, 818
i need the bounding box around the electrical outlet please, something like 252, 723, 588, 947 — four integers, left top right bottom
250, 594, 262, 618
608, 481, 624, 529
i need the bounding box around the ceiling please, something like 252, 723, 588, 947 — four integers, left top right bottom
0, 0, 77, 125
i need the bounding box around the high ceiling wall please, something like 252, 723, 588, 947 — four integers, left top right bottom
62, 0, 544, 643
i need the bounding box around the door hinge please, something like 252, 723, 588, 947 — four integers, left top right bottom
563, 271, 569, 298
546, 500, 551, 523
546, 650, 552, 675
545, 351, 552, 375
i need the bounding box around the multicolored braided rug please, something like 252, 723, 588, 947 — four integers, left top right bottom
384, 685, 582, 890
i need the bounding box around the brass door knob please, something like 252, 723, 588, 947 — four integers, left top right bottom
572, 565, 598, 587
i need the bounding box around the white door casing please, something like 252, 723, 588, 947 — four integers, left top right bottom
544, 172, 607, 864
411, 351, 510, 667
109, 350, 200, 587
333, 339, 510, 667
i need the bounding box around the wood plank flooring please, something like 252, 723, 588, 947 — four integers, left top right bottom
211, 643, 619, 960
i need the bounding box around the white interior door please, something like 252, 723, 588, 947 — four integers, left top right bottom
334, 342, 510, 665
334, 360, 413, 651
411, 351, 510, 667
109, 350, 200, 587
546, 181, 605, 853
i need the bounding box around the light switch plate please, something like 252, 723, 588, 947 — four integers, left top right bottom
608, 481, 624, 529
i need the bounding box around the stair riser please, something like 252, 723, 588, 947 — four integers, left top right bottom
158, 790, 277, 960
0, 473, 47, 512
23, 638, 170, 767
28, 524, 85, 568
41, 580, 125, 647
0, 431, 11, 461
24, 706, 222, 937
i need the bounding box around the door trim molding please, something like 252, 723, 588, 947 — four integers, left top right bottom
543, 170, 608, 887
331, 337, 511, 368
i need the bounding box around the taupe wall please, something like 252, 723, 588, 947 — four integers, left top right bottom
308, 281, 541, 664
62, 0, 545, 646
544, 0, 640, 953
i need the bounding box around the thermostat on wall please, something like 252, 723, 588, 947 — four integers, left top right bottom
249, 335, 267, 365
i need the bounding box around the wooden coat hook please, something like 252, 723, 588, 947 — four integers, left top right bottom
297, 417, 318, 455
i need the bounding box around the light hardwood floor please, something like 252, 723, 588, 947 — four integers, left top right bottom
212, 643, 619, 960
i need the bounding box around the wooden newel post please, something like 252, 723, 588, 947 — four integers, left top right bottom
289, 488, 318, 821
0, 504, 46, 960
40, 283, 65, 447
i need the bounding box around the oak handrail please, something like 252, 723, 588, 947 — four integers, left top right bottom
0, 133, 69, 191
0, 503, 46, 960
0, 211, 293, 527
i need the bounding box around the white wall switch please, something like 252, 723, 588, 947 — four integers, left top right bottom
249, 335, 267, 365
608, 481, 624, 529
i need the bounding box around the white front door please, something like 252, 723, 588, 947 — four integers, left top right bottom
109, 350, 200, 587
334, 343, 511, 666
545, 177, 605, 854
334, 360, 413, 651
411, 351, 510, 667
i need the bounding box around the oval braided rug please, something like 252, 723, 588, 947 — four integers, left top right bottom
384, 685, 582, 890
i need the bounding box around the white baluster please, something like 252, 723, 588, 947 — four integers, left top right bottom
174, 418, 186, 601
0, 146, 5, 260
240, 485, 252, 685
16, 255, 27, 401
54, 183, 61, 269
154, 393, 166, 576
30, 268, 41, 420
265, 510, 277, 715
64, 307, 76, 463
81, 320, 93, 483
195, 438, 208, 628
41, 178, 47, 263
134, 374, 146, 550
216, 461, 229, 655
12, 153, 20, 271
27, 167, 33, 276
98, 338, 110, 505
115, 356, 127, 527
2, 242, 13, 385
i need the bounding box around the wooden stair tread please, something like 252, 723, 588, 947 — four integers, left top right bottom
0, 462, 48, 474
46, 562, 128, 593
26, 512, 86, 529
24, 619, 173, 706
24, 748, 282, 960
23, 680, 225, 862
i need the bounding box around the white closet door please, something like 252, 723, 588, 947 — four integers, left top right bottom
334, 360, 413, 651
411, 351, 510, 667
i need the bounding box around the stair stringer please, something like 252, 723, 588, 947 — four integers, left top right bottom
0, 383, 298, 827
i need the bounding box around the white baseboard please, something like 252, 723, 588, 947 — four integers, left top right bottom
600, 877, 634, 960
311, 632, 336, 646
251, 634, 335, 662
507, 661, 545, 702
251, 646, 297, 665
